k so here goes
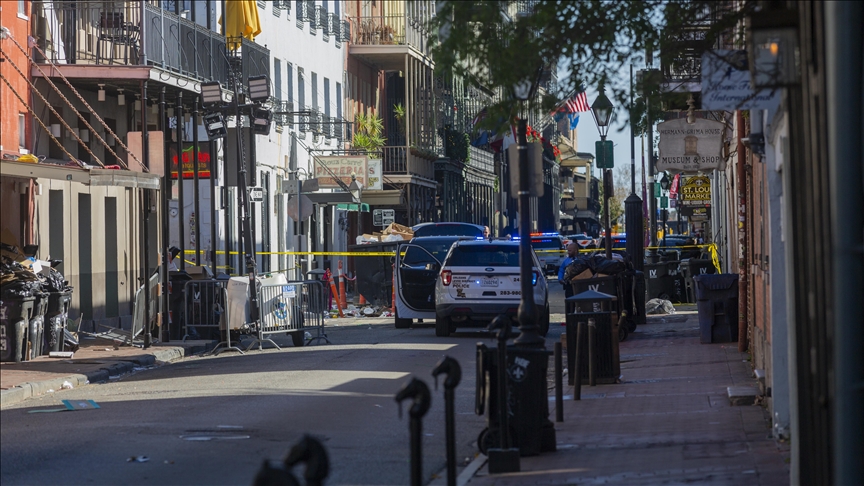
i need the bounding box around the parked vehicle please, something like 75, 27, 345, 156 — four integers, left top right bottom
563, 233, 596, 251
434, 239, 549, 337
393, 236, 476, 328
412, 222, 486, 238
528, 233, 565, 275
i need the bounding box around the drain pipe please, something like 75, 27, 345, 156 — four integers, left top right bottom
736, 110, 749, 353
825, 2, 864, 483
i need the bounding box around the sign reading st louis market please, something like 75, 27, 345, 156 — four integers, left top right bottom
657, 118, 726, 172
313, 156, 368, 189
679, 175, 712, 207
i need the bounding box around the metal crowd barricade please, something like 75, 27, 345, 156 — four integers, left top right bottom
181, 279, 229, 342
92, 272, 160, 346
244, 280, 331, 351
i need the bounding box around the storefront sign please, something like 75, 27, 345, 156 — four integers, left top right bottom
679, 175, 712, 208
367, 158, 383, 191
657, 118, 725, 172
701, 49, 781, 111
313, 156, 368, 189
169, 143, 212, 179
681, 206, 710, 220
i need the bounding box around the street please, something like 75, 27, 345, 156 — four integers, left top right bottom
0, 282, 565, 486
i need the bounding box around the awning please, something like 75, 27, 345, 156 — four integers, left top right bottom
0, 161, 161, 189
358, 190, 403, 206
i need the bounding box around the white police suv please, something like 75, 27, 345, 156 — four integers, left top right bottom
433, 239, 550, 337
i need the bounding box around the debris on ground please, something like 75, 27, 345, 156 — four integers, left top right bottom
646, 298, 676, 315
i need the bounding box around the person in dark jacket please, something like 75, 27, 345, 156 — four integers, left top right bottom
558, 243, 578, 298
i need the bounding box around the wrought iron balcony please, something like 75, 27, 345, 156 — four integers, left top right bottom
382, 146, 435, 180
349, 15, 431, 57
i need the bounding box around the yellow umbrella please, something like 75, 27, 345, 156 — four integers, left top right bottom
222, 0, 262, 51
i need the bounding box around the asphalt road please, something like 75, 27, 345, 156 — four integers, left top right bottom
1, 281, 569, 486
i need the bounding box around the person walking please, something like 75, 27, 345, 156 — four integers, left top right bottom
558, 242, 579, 298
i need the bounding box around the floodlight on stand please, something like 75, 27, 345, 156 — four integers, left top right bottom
117, 89, 125, 105
98, 84, 106, 102
200, 81, 224, 106
203, 112, 227, 141
251, 107, 272, 135
247, 75, 271, 103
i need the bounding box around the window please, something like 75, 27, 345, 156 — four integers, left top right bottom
18, 114, 26, 149
298, 68, 305, 110
336, 82, 342, 120
274, 59, 282, 102
311, 72, 318, 111
18, 0, 28, 17
323, 78, 330, 117
287, 64, 294, 104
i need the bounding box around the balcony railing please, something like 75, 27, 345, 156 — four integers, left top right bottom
32, 1, 230, 84
382, 146, 435, 180
33, 1, 143, 65
350, 15, 430, 55
468, 146, 494, 174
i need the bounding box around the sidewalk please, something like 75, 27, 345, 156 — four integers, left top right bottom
461, 307, 790, 485
0, 336, 216, 407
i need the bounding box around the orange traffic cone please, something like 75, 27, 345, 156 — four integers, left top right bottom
329, 277, 344, 318
338, 260, 347, 310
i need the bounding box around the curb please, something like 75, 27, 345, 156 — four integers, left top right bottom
0, 344, 201, 408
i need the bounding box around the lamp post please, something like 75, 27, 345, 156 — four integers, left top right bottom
626, 66, 644, 272
590, 86, 614, 260
659, 172, 670, 243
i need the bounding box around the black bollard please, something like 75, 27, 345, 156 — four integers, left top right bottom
574, 320, 585, 400
588, 318, 597, 387
395, 377, 432, 486
432, 356, 462, 486
283, 434, 330, 486
252, 434, 329, 486
487, 315, 520, 473
554, 341, 563, 422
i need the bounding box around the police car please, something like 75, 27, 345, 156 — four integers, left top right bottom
433, 239, 549, 337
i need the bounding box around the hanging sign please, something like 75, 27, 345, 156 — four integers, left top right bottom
367, 158, 383, 191
313, 156, 368, 189
701, 49, 782, 111
657, 118, 726, 172
679, 175, 712, 208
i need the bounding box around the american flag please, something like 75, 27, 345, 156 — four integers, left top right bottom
471, 107, 488, 128
564, 90, 590, 113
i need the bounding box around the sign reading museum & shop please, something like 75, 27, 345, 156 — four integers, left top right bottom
657, 118, 726, 172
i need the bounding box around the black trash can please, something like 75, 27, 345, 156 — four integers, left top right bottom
28, 292, 49, 359
0, 294, 36, 362
645, 261, 685, 303
694, 274, 739, 344
569, 275, 620, 312
564, 290, 621, 385
681, 259, 716, 303
44, 291, 72, 353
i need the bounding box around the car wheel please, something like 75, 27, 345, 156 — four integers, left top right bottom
539, 302, 550, 337
435, 315, 451, 337
394, 314, 413, 329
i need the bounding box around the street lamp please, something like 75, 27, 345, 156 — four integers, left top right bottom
659, 173, 671, 243
591, 86, 615, 259
348, 174, 363, 203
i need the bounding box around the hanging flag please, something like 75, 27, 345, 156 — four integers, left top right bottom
471, 107, 488, 128
568, 113, 580, 130
564, 89, 590, 113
